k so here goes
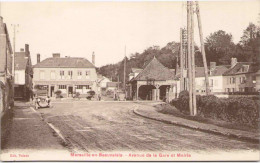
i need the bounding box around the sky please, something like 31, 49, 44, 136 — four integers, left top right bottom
1, 1, 259, 67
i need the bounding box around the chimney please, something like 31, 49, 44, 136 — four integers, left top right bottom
0, 16, 3, 33
20, 48, 24, 52
210, 62, 216, 70
92, 51, 95, 66
231, 58, 237, 68
25, 44, 29, 52
52, 53, 60, 58
37, 54, 40, 63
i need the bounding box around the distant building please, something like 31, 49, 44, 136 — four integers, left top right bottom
223, 58, 257, 93
0, 16, 14, 113
96, 75, 111, 95
14, 44, 33, 100
106, 82, 119, 91
128, 68, 143, 81
128, 57, 176, 101
33, 53, 98, 98
195, 62, 230, 94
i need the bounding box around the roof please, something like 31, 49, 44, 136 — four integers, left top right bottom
223, 62, 255, 76
14, 52, 28, 70
195, 65, 230, 77
107, 82, 119, 87
34, 57, 95, 68
131, 68, 143, 73
131, 57, 175, 81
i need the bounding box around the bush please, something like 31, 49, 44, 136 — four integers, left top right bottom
171, 90, 189, 114
171, 91, 259, 128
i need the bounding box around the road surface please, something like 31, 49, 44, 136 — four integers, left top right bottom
37, 100, 258, 152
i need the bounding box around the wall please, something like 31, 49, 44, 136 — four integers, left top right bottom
15, 70, 25, 85
223, 73, 255, 92
33, 67, 97, 82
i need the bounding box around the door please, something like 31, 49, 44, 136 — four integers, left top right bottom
68, 86, 73, 97
50, 86, 55, 97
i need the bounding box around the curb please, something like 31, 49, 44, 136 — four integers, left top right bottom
133, 107, 259, 144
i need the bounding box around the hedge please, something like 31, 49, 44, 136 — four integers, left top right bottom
171, 91, 260, 127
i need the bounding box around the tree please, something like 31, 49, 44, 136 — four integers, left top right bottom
205, 30, 235, 65
239, 23, 260, 63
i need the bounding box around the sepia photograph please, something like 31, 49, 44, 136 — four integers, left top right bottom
0, 0, 259, 161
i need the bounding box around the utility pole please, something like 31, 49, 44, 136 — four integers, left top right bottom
180, 28, 184, 91
11, 24, 18, 78
195, 1, 210, 95
187, 1, 193, 116
11, 24, 18, 103
190, 1, 197, 115
123, 46, 126, 94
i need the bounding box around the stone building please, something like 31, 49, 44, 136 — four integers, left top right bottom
33, 53, 98, 98
0, 16, 14, 114
14, 44, 33, 100
128, 57, 176, 101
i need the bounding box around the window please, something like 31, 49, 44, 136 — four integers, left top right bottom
230, 77, 236, 84
86, 71, 90, 79
58, 85, 67, 89
68, 71, 73, 79
40, 70, 45, 80
76, 85, 89, 89
51, 71, 55, 80
60, 71, 65, 79
77, 71, 82, 79
232, 88, 235, 92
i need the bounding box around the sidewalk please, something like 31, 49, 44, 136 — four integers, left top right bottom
1, 101, 66, 152
133, 103, 259, 143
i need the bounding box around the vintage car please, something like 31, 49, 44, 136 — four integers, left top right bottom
33, 85, 51, 109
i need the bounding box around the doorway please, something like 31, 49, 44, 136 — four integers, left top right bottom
50, 86, 55, 97
68, 86, 73, 97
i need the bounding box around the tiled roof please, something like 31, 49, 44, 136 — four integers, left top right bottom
131, 57, 175, 81
14, 52, 28, 70
195, 65, 230, 77
34, 57, 95, 68
223, 62, 254, 76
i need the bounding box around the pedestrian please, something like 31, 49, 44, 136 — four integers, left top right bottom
46, 96, 51, 107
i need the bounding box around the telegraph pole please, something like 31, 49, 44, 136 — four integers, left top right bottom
190, 1, 197, 115
195, 1, 210, 95
11, 24, 18, 78
123, 46, 126, 93
180, 28, 184, 91
187, 1, 193, 115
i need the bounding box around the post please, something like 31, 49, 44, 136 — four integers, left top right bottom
195, 1, 210, 95
191, 1, 197, 115
124, 46, 126, 96
187, 1, 193, 116
180, 28, 184, 92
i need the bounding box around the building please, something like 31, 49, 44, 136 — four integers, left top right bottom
128, 68, 143, 81
33, 53, 98, 98
223, 58, 257, 93
0, 16, 14, 114
195, 62, 230, 94
14, 44, 33, 100
106, 82, 119, 91
128, 57, 176, 101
